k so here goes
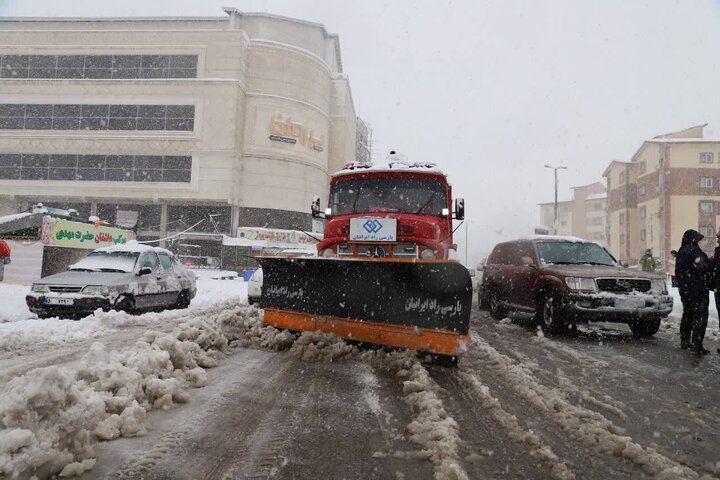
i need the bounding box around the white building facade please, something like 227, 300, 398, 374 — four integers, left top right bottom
0, 9, 357, 249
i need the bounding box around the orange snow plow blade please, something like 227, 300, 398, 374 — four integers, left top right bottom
256, 256, 472, 356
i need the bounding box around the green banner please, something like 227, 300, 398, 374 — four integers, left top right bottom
41, 217, 132, 249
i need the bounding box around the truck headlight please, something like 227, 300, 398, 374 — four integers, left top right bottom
31, 284, 48, 293
82, 285, 109, 296
565, 277, 597, 292
420, 248, 437, 259
320, 248, 336, 257
650, 279, 667, 294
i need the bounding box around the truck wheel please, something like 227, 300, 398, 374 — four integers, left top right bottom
629, 318, 661, 338
488, 289, 507, 320
538, 294, 567, 333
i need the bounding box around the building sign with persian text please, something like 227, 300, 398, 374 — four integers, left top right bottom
41, 217, 135, 249
269, 114, 325, 152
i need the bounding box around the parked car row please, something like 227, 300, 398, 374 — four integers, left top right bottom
26, 242, 197, 319
477, 236, 672, 337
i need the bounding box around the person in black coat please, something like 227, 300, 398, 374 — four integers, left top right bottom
675, 229, 711, 354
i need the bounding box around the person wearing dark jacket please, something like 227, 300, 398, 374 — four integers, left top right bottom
675, 229, 711, 354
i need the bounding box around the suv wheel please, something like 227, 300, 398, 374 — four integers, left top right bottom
478, 287, 489, 310
629, 317, 661, 338
539, 294, 567, 333
488, 289, 507, 320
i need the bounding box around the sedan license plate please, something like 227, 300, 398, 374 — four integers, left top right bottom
45, 298, 74, 306
615, 297, 644, 309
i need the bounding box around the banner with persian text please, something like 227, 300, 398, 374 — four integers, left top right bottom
41, 217, 135, 249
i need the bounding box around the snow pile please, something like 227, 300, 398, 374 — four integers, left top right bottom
457, 371, 575, 480
471, 336, 698, 479
0, 305, 258, 478
0, 283, 32, 324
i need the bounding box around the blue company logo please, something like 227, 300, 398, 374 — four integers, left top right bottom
362, 219, 383, 234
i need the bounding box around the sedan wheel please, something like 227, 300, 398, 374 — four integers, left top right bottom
173, 290, 191, 310
115, 295, 135, 314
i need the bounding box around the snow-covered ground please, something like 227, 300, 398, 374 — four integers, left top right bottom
2, 276, 720, 479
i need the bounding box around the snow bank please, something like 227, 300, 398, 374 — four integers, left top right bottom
0, 305, 261, 478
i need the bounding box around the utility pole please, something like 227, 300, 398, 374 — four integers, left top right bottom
544, 164, 568, 234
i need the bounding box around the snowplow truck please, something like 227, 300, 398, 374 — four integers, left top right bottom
256, 159, 472, 358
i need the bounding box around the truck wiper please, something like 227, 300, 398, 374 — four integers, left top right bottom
98, 268, 129, 272
414, 191, 437, 214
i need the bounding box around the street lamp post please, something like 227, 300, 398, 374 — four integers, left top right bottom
544, 164, 568, 235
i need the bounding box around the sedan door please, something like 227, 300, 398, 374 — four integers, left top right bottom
158, 252, 181, 306
136, 252, 166, 308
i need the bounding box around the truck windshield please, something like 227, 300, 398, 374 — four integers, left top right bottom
536, 241, 616, 266
329, 177, 447, 216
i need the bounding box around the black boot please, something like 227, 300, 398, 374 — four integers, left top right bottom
681, 340, 691, 350
692, 345, 710, 355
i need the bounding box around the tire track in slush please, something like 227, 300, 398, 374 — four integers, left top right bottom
428, 365, 575, 479
464, 330, 699, 479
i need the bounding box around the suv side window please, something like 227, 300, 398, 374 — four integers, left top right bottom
487, 245, 507, 265
140, 253, 160, 272
158, 253, 173, 273
512, 242, 537, 266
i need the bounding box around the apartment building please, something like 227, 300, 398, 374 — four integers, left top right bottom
603, 124, 720, 269
538, 181, 606, 242
0, 9, 357, 255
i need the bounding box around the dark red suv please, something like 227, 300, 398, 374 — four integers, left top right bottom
479, 236, 673, 336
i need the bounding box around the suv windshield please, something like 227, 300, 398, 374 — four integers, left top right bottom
329, 177, 447, 216
68, 251, 140, 273
536, 241, 616, 267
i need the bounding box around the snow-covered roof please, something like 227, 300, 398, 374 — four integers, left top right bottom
519, 234, 593, 243
95, 240, 172, 256
333, 161, 444, 177
0, 212, 32, 226
647, 137, 720, 144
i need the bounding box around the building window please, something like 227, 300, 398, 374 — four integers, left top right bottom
594, 202, 603, 211
640, 206, 646, 218
619, 193, 625, 204
701, 201, 714, 213
619, 172, 626, 184
0, 104, 195, 131
700, 177, 714, 188
0, 54, 198, 79
0, 153, 191, 183
639, 184, 646, 195
700, 152, 714, 164
619, 213, 625, 224
640, 229, 646, 241
639, 161, 646, 173
592, 216, 603, 226
620, 234, 625, 244
700, 226, 714, 238
560, 220, 567, 226
593, 232, 605, 241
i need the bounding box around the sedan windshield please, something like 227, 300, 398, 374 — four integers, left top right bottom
329, 177, 447, 216
68, 251, 140, 273
536, 241, 616, 266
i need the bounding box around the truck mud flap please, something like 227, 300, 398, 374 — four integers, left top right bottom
255, 257, 473, 355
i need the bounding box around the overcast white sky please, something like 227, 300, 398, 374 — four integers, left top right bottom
2, 0, 720, 265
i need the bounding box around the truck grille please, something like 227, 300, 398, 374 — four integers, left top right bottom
596, 278, 651, 293
48, 286, 83, 293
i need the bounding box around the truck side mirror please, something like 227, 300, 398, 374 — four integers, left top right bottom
310, 196, 323, 218
454, 198, 465, 220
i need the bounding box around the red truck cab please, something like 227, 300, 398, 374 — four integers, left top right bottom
314, 161, 464, 260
